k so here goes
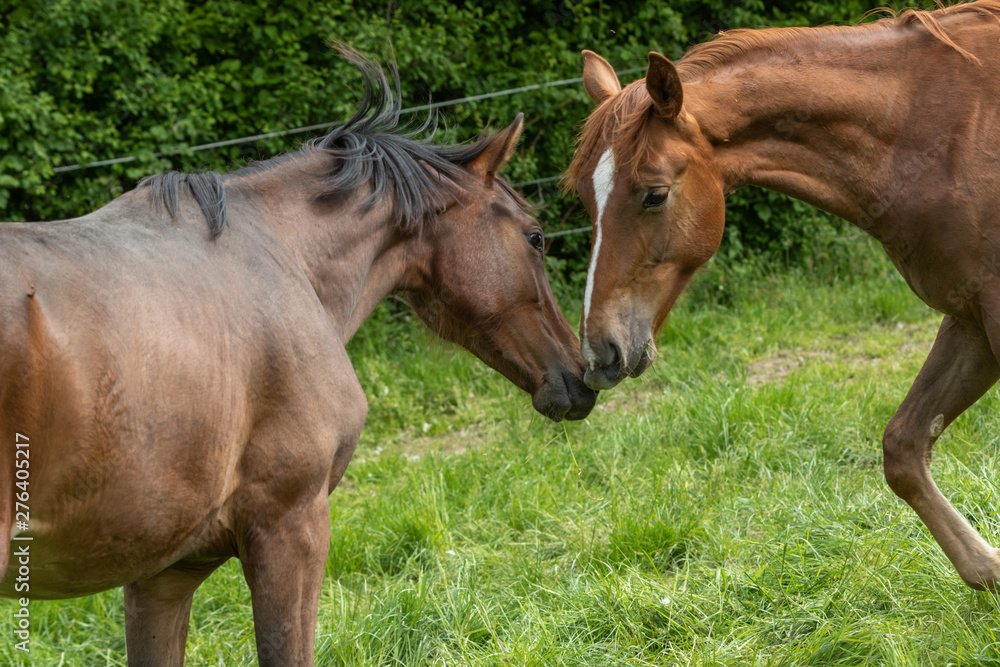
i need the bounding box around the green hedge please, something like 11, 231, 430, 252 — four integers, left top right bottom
0, 0, 933, 275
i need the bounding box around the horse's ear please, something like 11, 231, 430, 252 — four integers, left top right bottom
468, 113, 524, 187
646, 51, 683, 121
582, 50, 621, 104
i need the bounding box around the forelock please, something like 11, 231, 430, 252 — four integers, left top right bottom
564, 80, 656, 192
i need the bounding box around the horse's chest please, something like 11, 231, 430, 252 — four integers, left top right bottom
881, 233, 998, 320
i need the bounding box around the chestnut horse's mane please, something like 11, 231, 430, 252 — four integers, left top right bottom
566, 0, 1000, 188
679, 0, 1000, 77
139, 48, 528, 238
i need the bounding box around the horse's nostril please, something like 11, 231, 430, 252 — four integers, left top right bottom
607, 340, 622, 367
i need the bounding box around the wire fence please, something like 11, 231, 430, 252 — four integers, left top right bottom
52, 68, 643, 178
51, 77, 590, 174
545, 225, 590, 239
44, 65, 645, 239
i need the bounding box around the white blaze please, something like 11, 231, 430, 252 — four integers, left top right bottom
582, 148, 616, 364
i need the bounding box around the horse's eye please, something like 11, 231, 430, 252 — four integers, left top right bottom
527, 231, 544, 252
643, 189, 669, 209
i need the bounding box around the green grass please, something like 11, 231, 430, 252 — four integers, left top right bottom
7, 235, 1000, 665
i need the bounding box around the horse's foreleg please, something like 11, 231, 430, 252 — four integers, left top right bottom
240, 496, 331, 667
124, 560, 225, 666
883, 315, 1000, 590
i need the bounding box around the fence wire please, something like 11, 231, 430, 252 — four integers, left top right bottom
44, 65, 644, 239
52, 68, 643, 175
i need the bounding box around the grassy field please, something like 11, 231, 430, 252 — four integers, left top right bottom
7, 234, 1000, 665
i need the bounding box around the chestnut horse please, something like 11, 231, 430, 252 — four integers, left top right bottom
0, 51, 595, 665
568, 1, 1000, 590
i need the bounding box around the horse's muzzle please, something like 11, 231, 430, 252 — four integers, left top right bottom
533, 366, 598, 421
583, 337, 656, 390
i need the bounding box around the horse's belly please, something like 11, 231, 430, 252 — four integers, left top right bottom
0, 541, 137, 599
0, 481, 236, 600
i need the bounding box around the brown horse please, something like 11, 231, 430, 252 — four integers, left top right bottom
568, 0, 1000, 591
0, 51, 595, 665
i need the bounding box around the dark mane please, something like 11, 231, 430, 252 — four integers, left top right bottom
567, 1, 1000, 187
137, 47, 528, 238
137, 171, 227, 239
303, 47, 529, 232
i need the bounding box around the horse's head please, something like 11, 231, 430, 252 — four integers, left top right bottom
407, 114, 597, 421
568, 50, 726, 390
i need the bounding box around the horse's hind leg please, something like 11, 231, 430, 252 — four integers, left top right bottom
883, 315, 1000, 590
240, 494, 331, 667
124, 559, 225, 666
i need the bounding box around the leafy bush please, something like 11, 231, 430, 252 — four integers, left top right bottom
0, 0, 937, 276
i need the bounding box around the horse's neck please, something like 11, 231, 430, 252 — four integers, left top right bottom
228, 164, 410, 343
690, 21, 992, 239
310, 210, 408, 343
333, 219, 411, 343
692, 59, 905, 228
